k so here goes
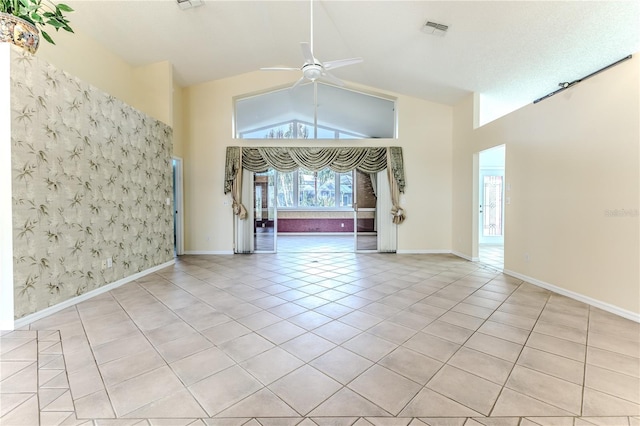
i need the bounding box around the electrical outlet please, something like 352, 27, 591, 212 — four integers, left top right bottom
107, 257, 113, 268
341, 223, 344, 228
101, 260, 107, 270
524, 253, 530, 262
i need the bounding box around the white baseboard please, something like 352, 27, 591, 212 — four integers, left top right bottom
503, 269, 640, 323
13, 260, 175, 330
451, 251, 479, 262
183, 250, 234, 255
396, 249, 452, 255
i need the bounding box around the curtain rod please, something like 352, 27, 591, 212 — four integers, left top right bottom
533, 54, 632, 104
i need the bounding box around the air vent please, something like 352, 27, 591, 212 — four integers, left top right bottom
177, 0, 203, 10
422, 21, 449, 35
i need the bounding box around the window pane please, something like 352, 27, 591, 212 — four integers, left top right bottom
317, 169, 335, 207
276, 171, 295, 207
316, 127, 335, 138
339, 172, 353, 207
298, 169, 316, 207
235, 83, 396, 139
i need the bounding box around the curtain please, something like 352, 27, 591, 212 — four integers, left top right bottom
387, 147, 406, 224
225, 147, 247, 219
242, 147, 388, 173
225, 146, 406, 224
377, 170, 397, 252
235, 169, 254, 253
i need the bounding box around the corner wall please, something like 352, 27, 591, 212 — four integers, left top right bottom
182, 71, 453, 254
452, 54, 640, 316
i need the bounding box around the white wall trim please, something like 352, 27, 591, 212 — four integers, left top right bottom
396, 249, 452, 255
503, 269, 640, 324
0, 44, 14, 331
278, 232, 357, 237
13, 260, 175, 330
451, 251, 479, 262
183, 250, 234, 255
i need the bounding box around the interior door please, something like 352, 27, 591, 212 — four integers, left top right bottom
254, 170, 276, 252
479, 170, 505, 244
354, 170, 377, 251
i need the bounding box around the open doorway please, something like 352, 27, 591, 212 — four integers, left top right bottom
172, 157, 184, 256
478, 145, 505, 269
250, 168, 381, 253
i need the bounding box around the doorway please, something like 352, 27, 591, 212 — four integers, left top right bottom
172, 157, 184, 256
249, 168, 383, 253
478, 145, 505, 269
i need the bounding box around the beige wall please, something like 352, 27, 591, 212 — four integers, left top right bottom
183, 71, 453, 253
452, 54, 640, 315
37, 29, 137, 107
37, 30, 174, 125
172, 81, 185, 158
132, 61, 174, 126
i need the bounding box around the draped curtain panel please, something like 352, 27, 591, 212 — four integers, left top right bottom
224, 146, 406, 224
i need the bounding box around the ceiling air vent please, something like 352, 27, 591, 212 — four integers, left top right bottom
422, 21, 449, 36
177, 0, 203, 10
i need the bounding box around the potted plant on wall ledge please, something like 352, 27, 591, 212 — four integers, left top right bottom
0, 0, 73, 54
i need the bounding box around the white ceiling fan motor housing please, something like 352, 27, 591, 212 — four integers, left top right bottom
303, 63, 323, 81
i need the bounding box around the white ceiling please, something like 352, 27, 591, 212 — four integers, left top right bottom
66, 1, 639, 110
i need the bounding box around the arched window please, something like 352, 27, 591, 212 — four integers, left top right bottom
234, 83, 397, 139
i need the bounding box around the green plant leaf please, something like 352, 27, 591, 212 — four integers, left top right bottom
30, 11, 43, 22
45, 18, 63, 28
41, 29, 54, 44
56, 3, 72, 12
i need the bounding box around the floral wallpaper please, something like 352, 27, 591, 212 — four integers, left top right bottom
9, 46, 174, 319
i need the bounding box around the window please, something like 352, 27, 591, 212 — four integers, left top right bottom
235, 82, 396, 139
276, 168, 353, 209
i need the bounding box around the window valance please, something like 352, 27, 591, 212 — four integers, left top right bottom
224, 146, 406, 224
226, 146, 405, 192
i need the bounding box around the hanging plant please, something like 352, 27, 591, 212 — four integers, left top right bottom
0, 0, 73, 45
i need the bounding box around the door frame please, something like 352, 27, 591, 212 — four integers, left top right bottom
253, 170, 277, 253
473, 145, 506, 262
172, 157, 184, 256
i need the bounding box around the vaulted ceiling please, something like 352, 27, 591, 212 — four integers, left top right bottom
67, 1, 639, 112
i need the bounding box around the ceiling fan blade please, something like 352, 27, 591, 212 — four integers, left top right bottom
319, 71, 344, 87
291, 76, 307, 90
260, 67, 300, 71
300, 42, 315, 64
323, 57, 363, 70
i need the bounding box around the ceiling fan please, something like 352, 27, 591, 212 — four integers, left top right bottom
261, 0, 363, 89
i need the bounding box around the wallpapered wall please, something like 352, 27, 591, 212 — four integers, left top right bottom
10, 47, 174, 319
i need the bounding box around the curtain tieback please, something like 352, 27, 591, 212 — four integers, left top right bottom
233, 202, 248, 220
391, 205, 405, 225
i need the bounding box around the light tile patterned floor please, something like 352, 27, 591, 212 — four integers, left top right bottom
478, 244, 504, 270
1, 252, 639, 425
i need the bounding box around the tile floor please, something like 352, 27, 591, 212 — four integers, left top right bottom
256, 234, 377, 253
478, 244, 504, 271
1, 252, 639, 426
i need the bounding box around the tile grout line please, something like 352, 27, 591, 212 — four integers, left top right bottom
486, 283, 552, 417
581, 304, 592, 417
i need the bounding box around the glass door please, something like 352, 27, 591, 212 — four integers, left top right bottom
254, 170, 276, 252
479, 171, 504, 244
354, 170, 377, 251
